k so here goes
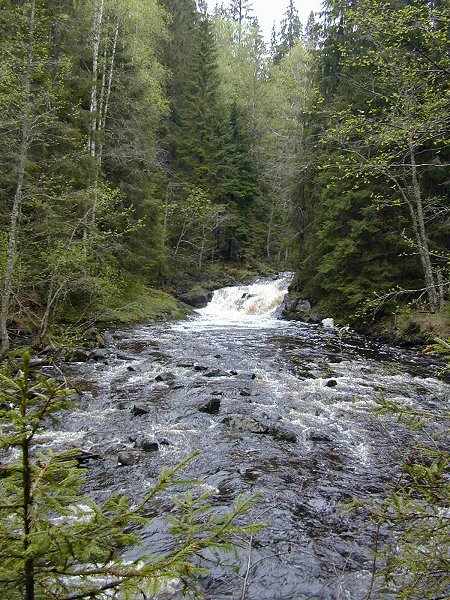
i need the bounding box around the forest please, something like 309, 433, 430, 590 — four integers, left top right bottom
0, 0, 447, 351
0, 1, 449, 599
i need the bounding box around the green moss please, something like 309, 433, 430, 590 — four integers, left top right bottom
98, 285, 192, 324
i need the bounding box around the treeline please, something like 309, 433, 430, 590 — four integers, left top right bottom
0, 0, 307, 350
1, 0, 449, 350
288, 0, 450, 325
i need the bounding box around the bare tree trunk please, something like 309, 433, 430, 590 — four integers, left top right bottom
0, 0, 35, 355
98, 19, 118, 169
266, 203, 274, 260
408, 138, 439, 311
88, 0, 104, 231
88, 0, 104, 160
198, 226, 206, 270
436, 267, 445, 310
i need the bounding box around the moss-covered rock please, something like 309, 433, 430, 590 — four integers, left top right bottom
98, 286, 192, 324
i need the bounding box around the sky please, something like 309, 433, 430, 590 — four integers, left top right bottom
209, 0, 324, 39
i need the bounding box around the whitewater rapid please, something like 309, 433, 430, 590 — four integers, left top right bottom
54, 275, 449, 600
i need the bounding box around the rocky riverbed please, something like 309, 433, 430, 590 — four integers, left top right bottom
38, 276, 449, 599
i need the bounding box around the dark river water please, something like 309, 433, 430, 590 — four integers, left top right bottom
44, 276, 448, 600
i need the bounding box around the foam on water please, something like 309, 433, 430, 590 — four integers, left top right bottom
174, 273, 293, 331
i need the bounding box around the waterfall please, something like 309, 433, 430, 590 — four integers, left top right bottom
197, 273, 293, 322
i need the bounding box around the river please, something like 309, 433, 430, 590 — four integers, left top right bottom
53, 275, 448, 600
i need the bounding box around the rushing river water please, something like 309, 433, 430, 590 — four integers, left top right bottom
53, 275, 448, 600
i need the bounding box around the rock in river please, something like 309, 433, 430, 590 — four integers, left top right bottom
198, 398, 221, 415
135, 436, 159, 452
117, 451, 141, 467
132, 403, 149, 417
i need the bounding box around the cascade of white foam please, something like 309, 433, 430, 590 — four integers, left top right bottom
198, 273, 293, 321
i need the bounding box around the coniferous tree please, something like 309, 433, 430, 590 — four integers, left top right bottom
276, 0, 302, 61
304, 11, 320, 50
270, 21, 278, 62
176, 15, 222, 190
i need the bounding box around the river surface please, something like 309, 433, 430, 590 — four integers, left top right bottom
52, 275, 448, 600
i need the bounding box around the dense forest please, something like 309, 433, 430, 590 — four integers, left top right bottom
0, 0, 449, 351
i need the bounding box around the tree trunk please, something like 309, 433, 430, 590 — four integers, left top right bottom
98, 19, 119, 169
198, 226, 206, 270
88, 0, 104, 160
87, 0, 104, 232
0, 0, 35, 355
266, 203, 274, 260
408, 138, 439, 311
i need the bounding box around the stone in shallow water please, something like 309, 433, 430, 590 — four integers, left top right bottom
204, 369, 229, 378
308, 431, 332, 443
117, 451, 141, 467
135, 436, 159, 452
198, 398, 221, 414
155, 371, 176, 383
270, 426, 297, 443
132, 403, 149, 417
326, 379, 338, 388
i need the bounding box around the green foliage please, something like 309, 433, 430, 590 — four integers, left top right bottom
348, 399, 450, 600
0, 354, 260, 599
292, 0, 450, 322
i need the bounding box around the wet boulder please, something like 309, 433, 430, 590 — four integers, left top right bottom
178, 290, 211, 308
155, 371, 176, 384
222, 415, 270, 434
308, 431, 332, 443
194, 365, 208, 372
132, 403, 150, 417
117, 451, 141, 467
326, 379, 338, 388
90, 348, 109, 361
223, 415, 297, 443
135, 436, 159, 452
204, 369, 230, 378
198, 397, 221, 415
270, 426, 297, 443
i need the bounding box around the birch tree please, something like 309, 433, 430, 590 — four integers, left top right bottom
322, 0, 450, 311
0, 0, 37, 354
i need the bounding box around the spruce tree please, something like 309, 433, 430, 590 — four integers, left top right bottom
304, 11, 320, 50
276, 0, 302, 61
176, 15, 223, 190
217, 103, 258, 260
0, 354, 259, 599
270, 21, 279, 62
